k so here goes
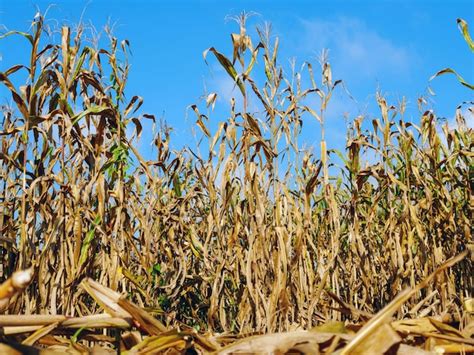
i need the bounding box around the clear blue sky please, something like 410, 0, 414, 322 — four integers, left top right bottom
1, 0, 473, 160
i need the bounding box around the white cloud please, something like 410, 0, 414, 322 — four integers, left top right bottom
298, 16, 414, 80
207, 70, 261, 114
212, 72, 239, 105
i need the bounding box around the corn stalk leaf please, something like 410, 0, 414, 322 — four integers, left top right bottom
457, 18, 474, 52
203, 47, 245, 96
430, 68, 474, 90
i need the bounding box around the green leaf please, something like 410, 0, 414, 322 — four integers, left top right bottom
31, 69, 52, 97
71, 327, 86, 343
71, 105, 111, 126
93, 215, 102, 225
329, 148, 349, 168
173, 175, 182, 197
78, 227, 95, 267
457, 18, 474, 52
152, 263, 161, 275
77, 217, 100, 268
244, 42, 263, 77
0, 30, 34, 45
203, 47, 245, 96
71, 46, 91, 83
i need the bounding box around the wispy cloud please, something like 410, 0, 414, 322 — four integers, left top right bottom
206, 67, 260, 114
298, 16, 415, 81
212, 72, 239, 105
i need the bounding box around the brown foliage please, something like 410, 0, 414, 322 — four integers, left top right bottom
0, 12, 472, 353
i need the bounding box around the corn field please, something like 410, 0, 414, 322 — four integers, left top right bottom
0, 12, 472, 354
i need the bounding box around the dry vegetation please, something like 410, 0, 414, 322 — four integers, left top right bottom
0, 12, 472, 354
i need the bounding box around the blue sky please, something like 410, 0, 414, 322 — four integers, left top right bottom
1, 0, 473, 161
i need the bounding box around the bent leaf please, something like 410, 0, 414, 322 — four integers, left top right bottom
457, 18, 474, 52
71, 105, 111, 126
203, 47, 245, 95
430, 68, 474, 90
